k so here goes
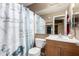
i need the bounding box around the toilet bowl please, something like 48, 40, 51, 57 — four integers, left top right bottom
28, 38, 46, 56
28, 47, 41, 56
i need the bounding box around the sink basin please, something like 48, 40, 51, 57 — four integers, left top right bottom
60, 35, 69, 40
47, 35, 79, 44
48, 35, 59, 39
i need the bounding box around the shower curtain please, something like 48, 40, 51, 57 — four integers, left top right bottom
35, 14, 45, 34
0, 3, 34, 56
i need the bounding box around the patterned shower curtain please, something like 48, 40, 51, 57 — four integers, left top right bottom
0, 3, 34, 56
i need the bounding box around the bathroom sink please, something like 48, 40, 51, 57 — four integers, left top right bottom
46, 35, 79, 44
48, 35, 69, 40
60, 35, 69, 40
48, 35, 59, 39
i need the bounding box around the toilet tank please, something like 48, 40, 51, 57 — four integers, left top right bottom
35, 38, 46, 48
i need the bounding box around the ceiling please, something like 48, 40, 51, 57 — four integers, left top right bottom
22, 3, 79, 19
23, 3, 70, 16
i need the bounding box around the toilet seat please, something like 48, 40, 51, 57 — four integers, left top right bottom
28, 47, 41, 56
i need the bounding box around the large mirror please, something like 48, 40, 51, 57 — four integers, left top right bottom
72, 3, 79, 39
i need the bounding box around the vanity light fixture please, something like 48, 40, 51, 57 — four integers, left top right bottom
48, 17, 51, 19
71, 3, 75, 9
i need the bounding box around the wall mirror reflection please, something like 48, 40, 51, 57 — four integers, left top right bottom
53, 16, 65, 35
72, 14, 79, 39
71, 3, 79, 39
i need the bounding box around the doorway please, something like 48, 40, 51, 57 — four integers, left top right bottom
55, 25, 58, 34
46, 25, 52, 34
54, 16, 65, 35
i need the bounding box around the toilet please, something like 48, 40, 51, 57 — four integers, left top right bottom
28, 38, 46, 56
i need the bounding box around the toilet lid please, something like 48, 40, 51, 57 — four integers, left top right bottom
29, 47, 40, 54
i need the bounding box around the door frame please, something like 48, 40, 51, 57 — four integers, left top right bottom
53, 15, 65, 35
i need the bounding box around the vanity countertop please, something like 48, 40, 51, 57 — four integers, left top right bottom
46, 35, 79, 44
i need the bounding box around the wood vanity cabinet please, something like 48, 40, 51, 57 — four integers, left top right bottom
45, 39, 79, 56
45, 45, 61, 56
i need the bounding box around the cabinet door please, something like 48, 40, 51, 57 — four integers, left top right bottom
62, 48, 79, 56
46, 46, 61, 56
